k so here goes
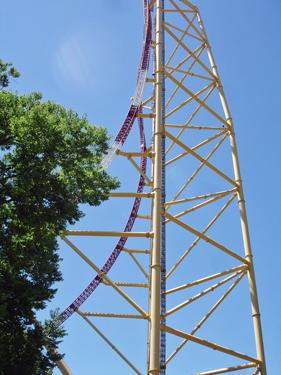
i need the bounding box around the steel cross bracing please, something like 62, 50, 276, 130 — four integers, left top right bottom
55, 1, 267, 375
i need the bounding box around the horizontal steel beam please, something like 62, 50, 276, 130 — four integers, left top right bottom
161, 325, 261, 364
66, 231, 153, 238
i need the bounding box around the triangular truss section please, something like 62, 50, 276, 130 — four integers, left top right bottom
54, 1, 267, 375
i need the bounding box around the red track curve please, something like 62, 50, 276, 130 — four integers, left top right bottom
59, 0, 152, 325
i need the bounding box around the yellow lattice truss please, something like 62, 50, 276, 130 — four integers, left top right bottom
57, 1, 266, 375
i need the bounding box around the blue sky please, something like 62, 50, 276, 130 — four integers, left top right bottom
1, 1, 280, 374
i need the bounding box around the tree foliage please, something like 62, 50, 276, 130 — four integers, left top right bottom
0, 59, 20, 91
0, 60, 120, 374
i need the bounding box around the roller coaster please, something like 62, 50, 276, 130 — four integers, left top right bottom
55, 1, 267, 374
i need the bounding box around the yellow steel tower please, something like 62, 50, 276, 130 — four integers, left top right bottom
57, 1, 267, 374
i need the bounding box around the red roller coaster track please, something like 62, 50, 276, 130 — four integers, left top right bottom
59, 0, 152, 325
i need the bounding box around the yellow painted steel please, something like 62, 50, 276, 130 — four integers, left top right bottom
34, 316, 73, 375
195, 8, 267, 373
165, 265, 247, 295
117, 150, 153, 157
165, 136, 231, 212
101, 282, 149, 288
164, 28, 212, 78
166, 40, 203, 74
61, 236, 150, 320
127, 155, 152, 184
164, 130, 237, 186
163, 188, 236, 207
165, 65, 212, 77
164, 124, 226, 130
136, 113, 156, 118
76, 309, 142, 375
180, 0, 197, 11
161, 325, 261, 365
165, 82, 215, 119
136, 214, 152, 219
165, 194, 238, 280
165, 72, 231, 128
170, 0, 203, 39
165, 49, 206, 109
122, 247, 150, 254
165, 272, 248, 365
57, 2, 267, 374
128, 251, 150, 280
166, 193, 236, 222
165, 86, 217, 154
142, 95, 154, 106
55, 359, 73, 375
165, 119, 224, 158
148, 1, 163, 374
191, 363, 257, 375
163, 9, 194, 12
82, 313, 147, 319
165, 130, 227, 166
165, 44, 204, 89
66, 230, 153, 238
109, 192, 153, 198
163, 212, 249, 265
163, 270, 245, 318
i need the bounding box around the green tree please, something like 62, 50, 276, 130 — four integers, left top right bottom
0, 59, 20, 90
0, 60, 120, 374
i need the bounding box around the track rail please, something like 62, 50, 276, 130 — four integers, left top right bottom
101, 0, 152, 171
59, 0, 152, 324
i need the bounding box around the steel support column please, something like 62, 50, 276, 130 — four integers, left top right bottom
149, 0, 163, 374
196, 10, 267, 375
